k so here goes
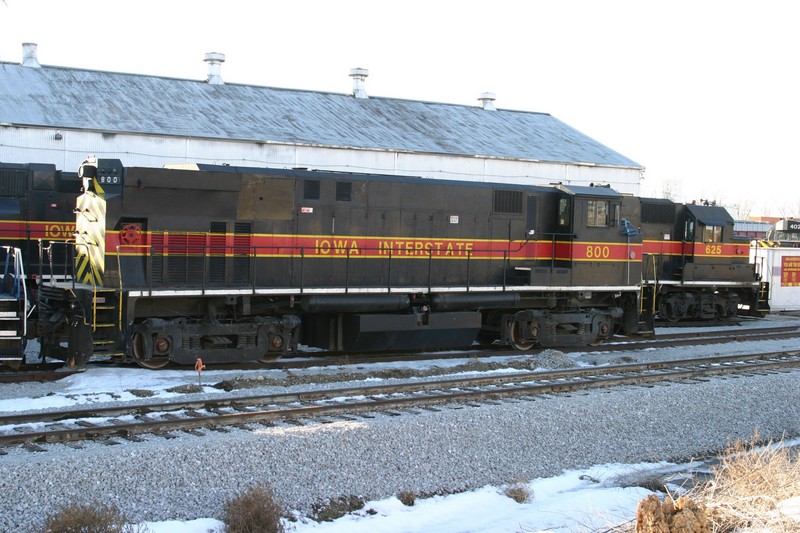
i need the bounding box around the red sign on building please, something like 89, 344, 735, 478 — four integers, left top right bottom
781, 256, 800, 286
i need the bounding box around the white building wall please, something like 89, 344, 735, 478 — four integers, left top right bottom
0, 125, 642, 195
751, 245, 800, 311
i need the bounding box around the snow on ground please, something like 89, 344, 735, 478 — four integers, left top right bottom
138, 462, 665, 533
135, 454, 800, 532
5, 315, 800, 532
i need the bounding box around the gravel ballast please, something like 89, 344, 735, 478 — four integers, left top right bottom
1, 321, 800, 531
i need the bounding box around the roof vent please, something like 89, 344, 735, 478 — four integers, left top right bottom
478, 92, 496, 111
22, 43, 41, 68
204, 52, 225, 85
350, 68, 369, 99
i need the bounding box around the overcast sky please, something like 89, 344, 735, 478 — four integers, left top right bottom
2, 0, 797, 217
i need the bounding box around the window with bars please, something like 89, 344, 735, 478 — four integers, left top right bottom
0, 169, 27, 197
641, 202, 676, 224
493, 190, 523, 214
336, 182, 352, 202
304, 180, 320, 200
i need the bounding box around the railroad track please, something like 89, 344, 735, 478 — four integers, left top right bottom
1, 323, 798, 384
196, 323, 800, 371
2, 350, 799, 452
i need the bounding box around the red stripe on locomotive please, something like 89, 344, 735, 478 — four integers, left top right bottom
111, 231, 642, 263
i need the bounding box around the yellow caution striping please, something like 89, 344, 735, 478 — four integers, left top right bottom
75, 191, 106, 285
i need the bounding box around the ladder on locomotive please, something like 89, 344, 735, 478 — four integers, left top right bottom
0, 247, 28, 366
637, 253, 658, 334
756, 280, 771, 316
752, 255, 772, 317
89, 286, 124, 357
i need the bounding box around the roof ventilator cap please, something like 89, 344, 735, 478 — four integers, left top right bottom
204, 52, 225, 85
22, 43, 41, 68
478, 92, 496, 111
350, 68, 369, 99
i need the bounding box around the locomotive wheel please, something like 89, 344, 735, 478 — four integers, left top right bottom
136, 357, 169, 370
260, 334, 285, 362
510, 321, 535, 351
661, 312, 680, 323
657, 302, 680, 323
132, 332, 169, 369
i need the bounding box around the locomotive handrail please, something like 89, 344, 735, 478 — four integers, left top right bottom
641, 253, 659, 318
300, 247, 305, 293
467, 250, 472, 292
38, 240, 77, 287
503, 251, 508, 290
37, 239, 73, 285
531, 232, 577, 237
1, 246, 28, 338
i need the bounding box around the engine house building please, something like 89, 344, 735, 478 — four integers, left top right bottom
0, 43, 643, 191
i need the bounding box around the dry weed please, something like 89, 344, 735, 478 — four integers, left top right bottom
310, 495, 365, 522
223, 483, 285, 533
42, 502, 146, 533
686, 432, 800, 532
397, 489, 417, 506
504, 482, 532, 504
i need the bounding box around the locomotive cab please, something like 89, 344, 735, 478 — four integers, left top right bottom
639, 199, 763, 322
678, 204, 752, 280
499, 184, 644, 349
765, 219, 800, 247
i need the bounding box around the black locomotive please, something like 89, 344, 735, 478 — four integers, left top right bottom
0, 161, 82, 366
24, 158, 766, 368
639, 199, 768, 321
0, 161, 82, 282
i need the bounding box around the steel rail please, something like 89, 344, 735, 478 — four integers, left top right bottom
1, 350, 800, 448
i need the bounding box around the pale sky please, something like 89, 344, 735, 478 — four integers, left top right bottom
2, 0, 797, 217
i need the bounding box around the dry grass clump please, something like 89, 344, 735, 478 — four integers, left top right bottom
503, 482, 532, 504
223, 483, 285, 533
310, 495, 365, 522
397, 489, 417, 506
42, 502, 146, 533
685, 432, 800, 532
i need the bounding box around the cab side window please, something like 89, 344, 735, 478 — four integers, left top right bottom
558, 198, 571, 229
586, 200, 619, 228
684, 219, 695, 241
703, 225, 722, 243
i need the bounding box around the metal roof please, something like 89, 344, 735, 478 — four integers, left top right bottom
0, 62, 642, 168
557, 184, 623, 198
685, 204, 734, 226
